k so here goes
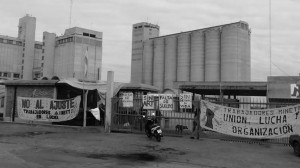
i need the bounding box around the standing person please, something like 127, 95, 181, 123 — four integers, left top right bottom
190, 109, 199, 139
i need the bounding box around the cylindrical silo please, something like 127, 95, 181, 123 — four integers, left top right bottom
205, 28, 220, 82
191, 31, 205, 81
164, 35, 177, 89
221, 24, 239, 82
177, 33, 190, 82
221, 22, 251, 82
142, 40, 154, 85
240, 22, 251, 81
153, 38, 165, 90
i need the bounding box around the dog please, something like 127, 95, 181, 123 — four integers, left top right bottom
175, 125, 188, 133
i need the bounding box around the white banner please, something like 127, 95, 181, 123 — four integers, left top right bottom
142, 95, 155, 109
200, 100, 300, 139
180, 93, 192, 109
121, 92, 133, 107
17, 96, 81, 122
159, 94, 173, 110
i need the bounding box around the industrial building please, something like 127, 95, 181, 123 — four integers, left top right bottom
131, 21, 251, 91
131, 22, 160, 83
0, 15, 102, 81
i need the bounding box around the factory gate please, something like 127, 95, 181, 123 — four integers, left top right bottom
111, 97, 298, 145
111, 96, 196, 135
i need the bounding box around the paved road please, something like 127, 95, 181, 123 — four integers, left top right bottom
0, 123, 299, 168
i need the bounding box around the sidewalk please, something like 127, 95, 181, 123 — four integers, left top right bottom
0, 122, 300, 168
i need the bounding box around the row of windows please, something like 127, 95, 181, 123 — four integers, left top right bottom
83, 32, 96, 38
134, 25, 159, 30
0, 72, 20, 78
0, 38, 22, 46
56, 37, 74, 45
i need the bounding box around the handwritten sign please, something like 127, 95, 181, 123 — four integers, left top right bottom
180, 93, 192, 109
142, 95, 155, 109
121, 92, 133, 107
159, 94, 173, 110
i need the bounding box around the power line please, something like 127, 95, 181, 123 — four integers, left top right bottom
269, 0, 272, 76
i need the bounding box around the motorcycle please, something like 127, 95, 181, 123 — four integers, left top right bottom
144, 116, 163, 142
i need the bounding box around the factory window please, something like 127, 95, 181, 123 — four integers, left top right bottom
7, 40, 13, 44
134, 26, 137, 29
69, 37, 73, 42
23, 48, 25, 51
22, 60, 24, 64
42, 56, 44, 60
90, 34, 96, 38
41, 63, 44, 67
35, 44, 42, 49
83, 32, 89, 37
16, 41, 22, 46
0, 38, 3, 43
43, 36, 45, 40
144, 25, 150, 28
23, 43, 25, 47
0, 96, 4, 108
13, 73, 20, 78
138, 26, 142, 28
43, 42, 45, 46
3, 73, 8, 77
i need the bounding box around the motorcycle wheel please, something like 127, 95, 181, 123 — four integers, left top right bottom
155, 134, 161, 142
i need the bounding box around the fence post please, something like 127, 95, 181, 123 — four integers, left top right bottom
196, 100, 200, 139
105, 71, 114, 133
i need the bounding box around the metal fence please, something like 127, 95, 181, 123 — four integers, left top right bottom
111, 96, 297, 145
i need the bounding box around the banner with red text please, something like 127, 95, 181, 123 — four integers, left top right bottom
200, 100, 300, 139
17, 96, 81, 122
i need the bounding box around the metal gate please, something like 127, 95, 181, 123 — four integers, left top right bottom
111, 96, 200, 136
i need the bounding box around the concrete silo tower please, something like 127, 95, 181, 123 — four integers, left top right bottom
131, 22, 159, 84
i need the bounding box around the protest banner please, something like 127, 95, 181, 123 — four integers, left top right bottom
17, 96, 81, 122
200, 100, 300, 139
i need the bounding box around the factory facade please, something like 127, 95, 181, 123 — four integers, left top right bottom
131, 21, 251, 91
0, 15, 102, 81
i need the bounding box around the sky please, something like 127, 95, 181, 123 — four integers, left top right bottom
0, 0, 299, 82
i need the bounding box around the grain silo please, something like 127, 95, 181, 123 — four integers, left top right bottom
221, 22, 251, 82
190, 31, 205, 81
142, 40, 154, 85
153, 38, 165, 90
164, 35, 177, 89
205, 28, 220, 82
177, 33, 190, 82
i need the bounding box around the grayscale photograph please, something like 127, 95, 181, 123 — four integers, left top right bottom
0, 0, 300, 167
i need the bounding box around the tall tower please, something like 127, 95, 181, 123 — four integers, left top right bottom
131, 22, 159, 83
18, 14, 36, 80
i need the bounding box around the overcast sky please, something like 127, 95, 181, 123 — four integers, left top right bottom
0, 0, 299, 82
